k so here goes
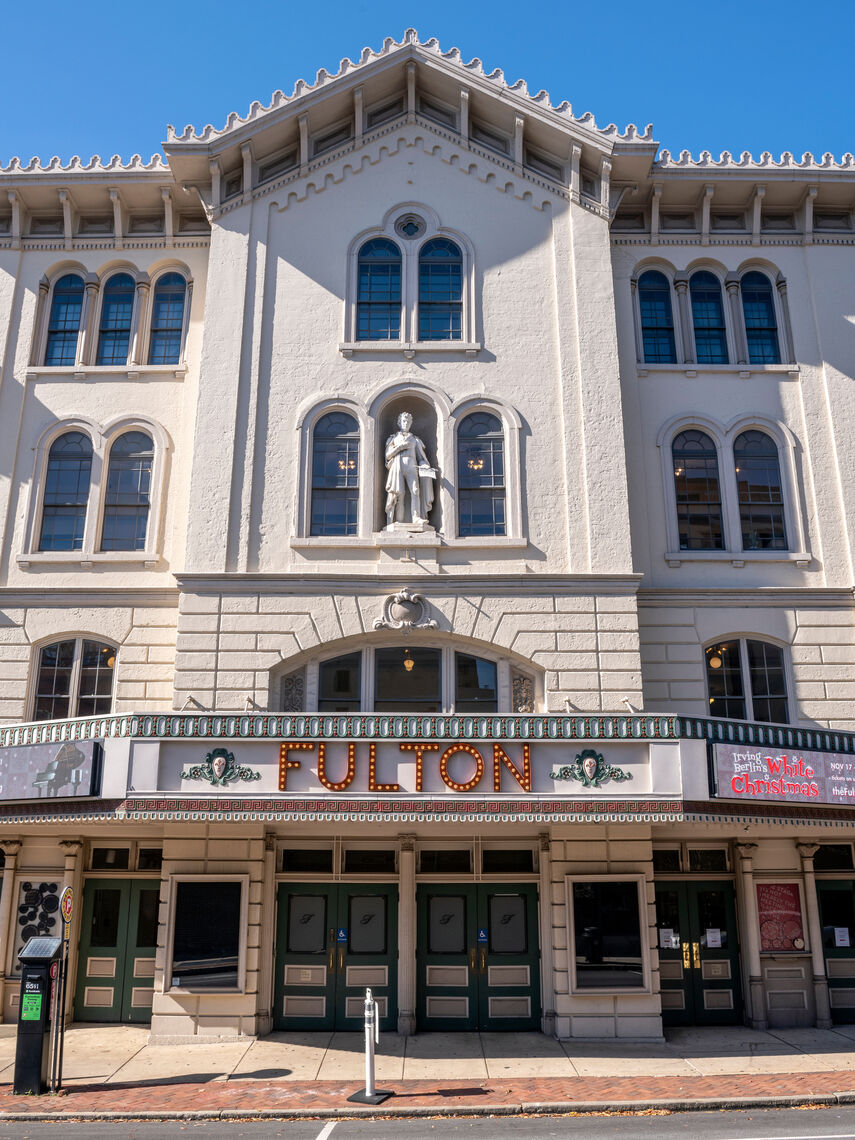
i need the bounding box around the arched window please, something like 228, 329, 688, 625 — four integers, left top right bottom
706, 639, 789, 724
671, 430, 723, 550
96, 273, 135, 365
418, 238, 462, 340
148, 273, 187, 364
45, 274, 84, 366
734, 430, 787, 550
741, 271, 780, 364
101, 431, 154, 551
638, 271, 676, 363
458, 412, 505, 537
356, 239, 401, 341
33, 638, 116, 720
39, 432, 93, 551
690, 271, 728, 364
310, 412, 360, 536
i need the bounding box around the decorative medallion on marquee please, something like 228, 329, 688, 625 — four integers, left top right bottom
373, 588, 437, 634
181, 748, 261, 787
550, 749, 632, 788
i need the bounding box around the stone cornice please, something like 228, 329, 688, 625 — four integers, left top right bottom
637, 587, 855, 607
174, 573, 643, 593
0, 587, 178, 606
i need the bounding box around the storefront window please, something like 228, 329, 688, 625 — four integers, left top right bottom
171, 880, 242, 989
571, 879, 645, 990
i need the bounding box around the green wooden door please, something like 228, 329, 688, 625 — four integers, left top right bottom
274, 884, 397, 1032
417, 883, 541, 1031
816, 879, 855, 1022
655, 880, 742, 1026
74, 878, 160, 1023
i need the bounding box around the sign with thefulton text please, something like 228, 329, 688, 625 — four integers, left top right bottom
713, 742, 855, 806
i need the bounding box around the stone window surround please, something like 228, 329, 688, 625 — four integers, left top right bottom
656, 412, 809, 568
564, 873, 653, 996
702, 634, 795, 726
291, 382, 525, 545
18, 414, 171, 568
339, 202, 481, 356
163, 872, 249, 995
30, 261, 192, 375
24, 632, 119, 723
630, 258, 796, 370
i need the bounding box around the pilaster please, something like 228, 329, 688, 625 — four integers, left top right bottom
397, 833, 416, 1035
736, 842, 767, 1030
796, 842, 832, 1029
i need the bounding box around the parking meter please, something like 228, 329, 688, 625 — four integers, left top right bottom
13, 936, 61, 1095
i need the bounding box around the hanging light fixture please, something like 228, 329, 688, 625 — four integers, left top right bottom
403, 650, 415, 672
708, 654, 722, 670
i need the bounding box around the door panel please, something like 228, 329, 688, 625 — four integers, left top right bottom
274, 884, 397, 1032
817, 880, 855, 1022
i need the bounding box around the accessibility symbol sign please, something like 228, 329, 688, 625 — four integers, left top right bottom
477, 928, 488, 944
337, 928, 348, 943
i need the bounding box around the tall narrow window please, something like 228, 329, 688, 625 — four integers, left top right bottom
33, 639, 116, 720
96, 273, 135, 365
44, 274, 84, 366
457, 412, 506, 537
101, 431, 154, 551
741, 271, 780, 364
637, 271, 676, 363
706, 639, 788, 723
318, 652, 362, 712
148, 273, 187, 365
39, 432, 93, 551
690, 271, 728, 364
310, 412, 360, 536
418, 238, 462, 340
671, 430, 723, 550
455, 653, 498, 712
356, 239, 401, 340
734, 430, 787, 550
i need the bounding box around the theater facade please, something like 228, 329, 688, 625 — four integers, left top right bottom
1, 31, 855, 1042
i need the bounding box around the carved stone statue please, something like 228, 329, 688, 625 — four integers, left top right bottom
384, 412, 436, 528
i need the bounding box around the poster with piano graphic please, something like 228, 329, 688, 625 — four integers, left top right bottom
0, 740, 102, 801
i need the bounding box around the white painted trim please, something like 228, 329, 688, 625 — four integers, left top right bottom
565, 873, 652, 995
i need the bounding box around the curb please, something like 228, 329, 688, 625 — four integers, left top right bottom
2, 1090, 855, 1121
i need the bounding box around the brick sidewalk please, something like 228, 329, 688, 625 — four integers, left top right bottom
2, 1071, 855, 1120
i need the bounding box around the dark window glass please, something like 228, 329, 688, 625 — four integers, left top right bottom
137, 848, 163, 871
489, 894, 527, 954
77, 641, 116, 717
458, 412, 505, 537
318, 652, 361, 712
357, 238, 401, 340
90, 888, 122, 948
310, 412, 359, 536
706, 640, 746, 720
287, 894, 326, 953
101, 431, 153, 551
374, 647, 441, 712
741, 271, 780, 364
136, 888, 159, 948
655, 888, 683, 944
39, 431, 92, 552
455, 653, 498, 713
482, 849, 534, 874
34, 639, 114, 722
814, 845, 855, 872
33, 639, 75, 721
746, 639, 788, 723
638, 270, 676, 363
652, 849, 681, 873
419, 849, 472, 874
418, 238, 462, 341
96, 273, 135, 365
45, 274, 84, 366
343, 849, 396, 874
690, 271, 728, 364
428, 894, 465, 953
672, 430, 723, 550
348, 895, 387, 954
572, 880, 644, 989
148, 273, 186, 365
696, 887, 729, 947
90, 847, 130, 870
818, 886, 855, 949
688, 849, 729, 873
172, 881, 241, 988
734, 430, 787, 550
282, 849, 334, 874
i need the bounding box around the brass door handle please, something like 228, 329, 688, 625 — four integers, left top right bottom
479, 949, 486, 973
328, 948, 334, 971
339, 948, 344, 970
692, 942, 700, 969
469, 947, 476, 970
682, 941, 690, 969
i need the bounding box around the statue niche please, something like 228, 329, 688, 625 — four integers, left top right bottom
381, 407, 438, 532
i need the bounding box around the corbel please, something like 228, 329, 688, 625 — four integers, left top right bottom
241, 142, 253, 203
569, 144, 581, 202
161, 187, 174, 243
650, 183, 663, 244
353, 85, 364, 145
751, 184, 765, 245
406, 62, 416, 122
108, 187, 123, 248
599, 156, 612, 212
298, 114, 309, 174
57, 188, 73, 250
7, 190, 21, 246
701, 184, 714, 246
804, 185, 818, 243
513, 116, 524, 175
208, 158, 222, 210
459, 87, 470, 143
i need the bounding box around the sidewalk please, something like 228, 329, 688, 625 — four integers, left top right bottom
2, 1023, 855, 1119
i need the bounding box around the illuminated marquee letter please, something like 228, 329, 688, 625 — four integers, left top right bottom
493, 743, 531, 792
317, 742, 356, 791
439, 743, 484, 792
368, 742, 400, 792
398, 742, 440, 792
279, 742, 314, 790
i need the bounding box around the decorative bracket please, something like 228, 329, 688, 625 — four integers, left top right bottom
373, 588, 437, 635
549, 748, 632, 788
181, 747, 261, 787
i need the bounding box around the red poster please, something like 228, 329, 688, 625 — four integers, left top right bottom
756, 883, 804, 952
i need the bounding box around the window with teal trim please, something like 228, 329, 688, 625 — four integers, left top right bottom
690, 271, 728, 364
357, 239, 401, 340
310, 412, 360, 536
96, 273, 135, 366
39, 432, 93, 551
418, 238, 462, 340
638, 271, 676, 363
741, 272, 780, 364
45, 275, 84, 366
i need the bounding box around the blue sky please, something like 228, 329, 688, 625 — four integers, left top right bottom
1, 0, 850, 164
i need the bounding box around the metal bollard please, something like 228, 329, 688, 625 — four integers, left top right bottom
346, 987, 393, 1105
